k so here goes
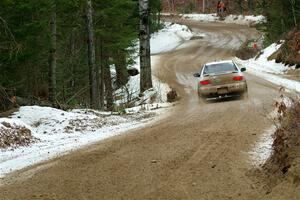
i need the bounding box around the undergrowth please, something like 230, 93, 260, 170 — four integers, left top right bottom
263, 95, 300, 184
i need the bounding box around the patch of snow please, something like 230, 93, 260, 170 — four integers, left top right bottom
182, 13, 219, 22
125, 103, 171, 114
248, 96, 294, 166
0, 105, 171, 177
181, 13, 266, 25
249, 126, 276, 166
151, 22, 193, 54
223, 14, 266, 25
115, 56, 172, 106
235, 43, 300, 93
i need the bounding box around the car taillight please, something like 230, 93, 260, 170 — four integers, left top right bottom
233, 76, 243, 81
199, 80, 211, 85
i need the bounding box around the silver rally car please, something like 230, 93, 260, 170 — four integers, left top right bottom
193, 60, 248, 100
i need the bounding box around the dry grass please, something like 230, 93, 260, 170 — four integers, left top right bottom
262, 96, 300, 188
274, 24, 300, 66
271, 98, 300, 170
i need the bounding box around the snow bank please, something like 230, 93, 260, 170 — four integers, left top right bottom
151, 22, 193, 54
0, 106, 166, 177
249, 126, 276, 167
181, 13, 218, 22
181, 13, 266, 25
235, 43, 300, 93
249, 97, 294, 166
223, 14, 266, 25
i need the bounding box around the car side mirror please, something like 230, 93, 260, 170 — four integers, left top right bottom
193, 73, 200, 77
241, 67, 246, 72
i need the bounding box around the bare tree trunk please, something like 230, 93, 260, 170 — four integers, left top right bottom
238, 0, 243, 14
167, 0, 175, 13
115, 50, 128, 88
103, 57, 113, 111
289, 0, 297, 26
139, 0, 153, 93
248, 0, 254, 14
48, 3, 56, 104
172, 0, 175, 12
261, 0, 267, 15
86, 0, 99, 109
99, 41, 104, 110
167, 0, 172, 12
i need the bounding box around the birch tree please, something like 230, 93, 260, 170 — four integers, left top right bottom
48, 2, 57, 103
86, 0, 99, 109
139, 0, 152, 93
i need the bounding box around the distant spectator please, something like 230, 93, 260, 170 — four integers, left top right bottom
217, 1, 221, 13
219, 1, 225, 13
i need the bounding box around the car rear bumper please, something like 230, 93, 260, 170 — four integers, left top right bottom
199, 81, 247, 97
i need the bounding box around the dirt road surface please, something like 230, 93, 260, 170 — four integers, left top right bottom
1, 21, 296, 200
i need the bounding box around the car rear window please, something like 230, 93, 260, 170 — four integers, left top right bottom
203, 62, 238, 75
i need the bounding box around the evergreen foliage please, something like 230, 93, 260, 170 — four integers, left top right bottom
258, 0, 300, 43
0, 0, 162, 110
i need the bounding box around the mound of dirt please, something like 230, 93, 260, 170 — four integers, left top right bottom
271, 24, 300, 67
0, 121, 37, 149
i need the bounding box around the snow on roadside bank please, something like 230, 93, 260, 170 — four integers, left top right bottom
248, 97, 294, 167
181, 13, 266, 25
0, 106, 169, 178
235, 43, 300, 93
249, 126, 276, 167
151, 22, 193, 54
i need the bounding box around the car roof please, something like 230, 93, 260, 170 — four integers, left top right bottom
205, 60, 234, 66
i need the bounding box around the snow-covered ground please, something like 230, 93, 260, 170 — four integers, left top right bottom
248, 126, 276, 167
0, 22, 194, 178
151, 22, 193, 54
180, 13, 266, 26
235, 43, 300, 93
0, 106, 171, 177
